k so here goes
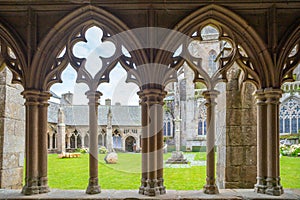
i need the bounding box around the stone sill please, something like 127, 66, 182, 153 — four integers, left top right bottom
0, 189, 299, 200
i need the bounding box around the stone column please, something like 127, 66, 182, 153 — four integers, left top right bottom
75, 135, 78, 149
165, 116, 188, 164
254, 90, 267, 193
264, 88, 283, 196
85, 91, 101, 194
37, 92, 51, 193
138, 87, 167, 196
66, 136, 71, 149
106, 108, 113, 152
49, 133, 53, 150
203, 90, 219, 194
174, 116, 182, 152
57, 108, 66, 153
22, 90, 40, 195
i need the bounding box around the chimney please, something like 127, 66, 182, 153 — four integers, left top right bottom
60, 92, 73, 105
105, 99, 111, 106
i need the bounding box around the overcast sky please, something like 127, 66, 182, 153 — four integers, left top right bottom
50, 26, 139, 105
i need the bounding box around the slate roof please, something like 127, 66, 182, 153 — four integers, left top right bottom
48, 102, 141, 126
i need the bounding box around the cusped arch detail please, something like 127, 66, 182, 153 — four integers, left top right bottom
32, 5, 144, 91
277, 19, 300, 86
173, 4, 273, 89
0, 20, 26, 86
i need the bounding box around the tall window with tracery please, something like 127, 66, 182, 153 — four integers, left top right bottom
279, 97, 300, 134
198, 102, 207, 136
208, 50, 217, 77
163, 117, 173, 137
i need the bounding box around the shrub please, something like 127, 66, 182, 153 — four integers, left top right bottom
289, 144, 300, 156
79, 148, 88, 153
280, 144, 290, 156
99, 146, 108, 154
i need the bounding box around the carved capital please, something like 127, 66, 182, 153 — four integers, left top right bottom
264, 88, 282, 104
138, 88, 167, 106
85, 90, 102, 106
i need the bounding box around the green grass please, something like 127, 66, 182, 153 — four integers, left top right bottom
280, 156, 300, 189
47, 153, 300, 190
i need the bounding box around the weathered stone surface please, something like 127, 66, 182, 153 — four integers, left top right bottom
241, 126, 257, 146
0, 68, 25, 190
0, 168, 23, 189
227, 147, 244, 166
104, 152, 118, 164
245, 147, 257, 166
226, 109, 242, 126
227, 127, 242, 146
226, 166, 241, 182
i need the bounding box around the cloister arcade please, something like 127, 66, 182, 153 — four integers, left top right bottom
0, 1, 299, 198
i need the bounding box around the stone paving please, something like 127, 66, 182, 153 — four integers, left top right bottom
0, 189, 299, 200
164, 153, 206, 168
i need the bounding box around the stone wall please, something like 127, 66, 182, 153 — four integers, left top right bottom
0, 68, 25, 189
217, 66, 257, 189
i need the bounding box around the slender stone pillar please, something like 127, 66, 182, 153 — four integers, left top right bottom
49, 133, 53, 150
66, 136, 71, 149
254, 90, 267, 193
106, 108, 113, 152
22, 90, 40, 195
138, 87, 167, 196
166, 117, 188, 164
57, 108, 66, 153
203, 90, 219, 194
85, 91, 102, 194
175, 117, 181, 152
37, 92, 51, 193
264, 88, 283, 196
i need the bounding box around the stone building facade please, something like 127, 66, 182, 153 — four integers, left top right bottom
48, 94, 142, 153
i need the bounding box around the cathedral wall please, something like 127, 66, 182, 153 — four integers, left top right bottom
0, 68, 25, 189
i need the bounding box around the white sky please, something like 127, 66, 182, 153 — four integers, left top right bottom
50, 26, 139, 105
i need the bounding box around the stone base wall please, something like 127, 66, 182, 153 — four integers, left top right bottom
217, 66, 257, 189
0, 68, 25, 189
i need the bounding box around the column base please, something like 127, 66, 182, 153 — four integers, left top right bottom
254, 177, 267, 194
265, 177, 284, 196
86, 178, 101, 194
139, 178, 147, 195
143, 179, 161, 196
165, 151, 188, 164
39, 177, 50, 193
22, 178, 39, 195
204, 177, 219, 194
158, 178, 166, 194
204, 183, 219, 194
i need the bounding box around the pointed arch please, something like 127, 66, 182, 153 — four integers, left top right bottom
31, 5, 145, 91
0, 19, 26, 86
277, 19, 300, 86
173, 4, 273, 89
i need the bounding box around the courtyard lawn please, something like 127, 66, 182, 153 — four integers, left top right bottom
47, 152, 300, 190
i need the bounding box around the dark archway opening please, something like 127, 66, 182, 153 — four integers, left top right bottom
125, 136, 136, 152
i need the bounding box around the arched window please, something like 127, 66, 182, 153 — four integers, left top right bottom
167, 121, 171, 136
208, 50, 217, 76
163, 122, 167, 136
113, 130, 122, 149
280, 97, 300, 134
198, 121, 203, 135
198, 101, 207, 136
